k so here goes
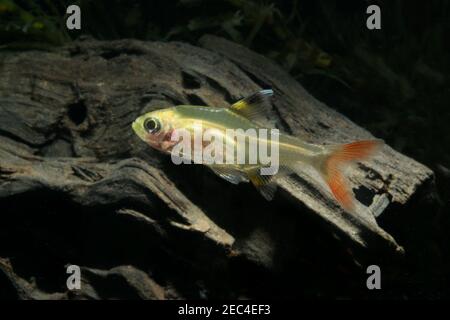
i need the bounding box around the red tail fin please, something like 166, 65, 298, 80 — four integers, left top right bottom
321, 140, 383, 211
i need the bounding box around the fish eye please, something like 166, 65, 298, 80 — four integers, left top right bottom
144, 118, 161, 133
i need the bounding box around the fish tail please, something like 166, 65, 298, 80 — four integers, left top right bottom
311, 140, 383, 211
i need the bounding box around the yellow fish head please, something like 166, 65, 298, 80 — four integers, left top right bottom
132, 107, 177, 152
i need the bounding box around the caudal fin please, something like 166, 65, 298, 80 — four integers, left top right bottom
315, 140, 383, 211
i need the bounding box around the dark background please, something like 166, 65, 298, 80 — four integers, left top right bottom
0, 0, 449, 299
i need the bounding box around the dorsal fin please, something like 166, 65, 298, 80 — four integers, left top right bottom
229, 89, 274, 125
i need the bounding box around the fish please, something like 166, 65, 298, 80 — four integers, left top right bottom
132, 89, 382, 211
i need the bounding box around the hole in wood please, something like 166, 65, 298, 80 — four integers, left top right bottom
182, 71, 201, 89
67, 101, 87, 125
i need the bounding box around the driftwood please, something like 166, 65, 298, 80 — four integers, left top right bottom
0, 36, 434, 299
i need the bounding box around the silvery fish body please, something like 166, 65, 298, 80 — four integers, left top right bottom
132, 89, 382, 211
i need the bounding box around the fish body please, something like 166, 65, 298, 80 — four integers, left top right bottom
132, 90, 382, 211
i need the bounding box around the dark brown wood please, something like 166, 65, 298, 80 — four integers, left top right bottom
0, 37, 434, 299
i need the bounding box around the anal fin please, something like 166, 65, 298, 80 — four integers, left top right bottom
246, 166, 278, 200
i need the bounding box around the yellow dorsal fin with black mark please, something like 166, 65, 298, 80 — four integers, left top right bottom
229, 89, 274, 125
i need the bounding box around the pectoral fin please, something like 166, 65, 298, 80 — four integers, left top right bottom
209, 166, 249, 184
